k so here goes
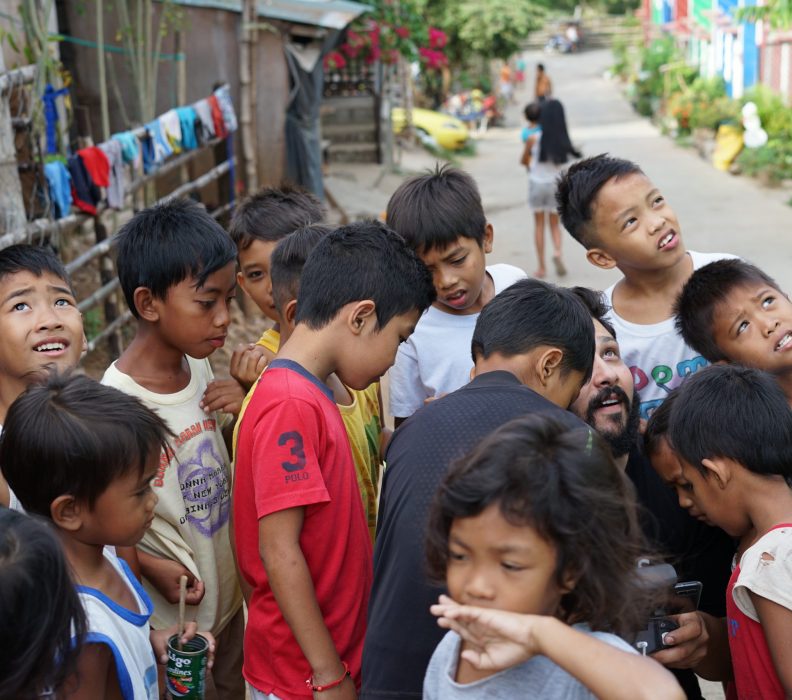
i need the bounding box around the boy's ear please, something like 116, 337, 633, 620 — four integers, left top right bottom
50, 494, 84, 532
348, 300, 377, 335
133, 287, 160, 322
701, 457, 732, 489
236, 270, 251, 299
482, 223, 494, 254
283, 299, 298, 331
585, 247, 618, 271
536, 347, 564, 385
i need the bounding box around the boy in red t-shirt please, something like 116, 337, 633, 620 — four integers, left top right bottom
233, 221, 435, 700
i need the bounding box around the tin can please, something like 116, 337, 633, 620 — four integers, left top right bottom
166, 634, 208, 699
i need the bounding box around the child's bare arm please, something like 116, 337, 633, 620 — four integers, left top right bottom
259, 507, 357, 699
751, 591, 792, 695
62, 643, 116, 699
432, 596, 684, 700
138, 550, 205, 605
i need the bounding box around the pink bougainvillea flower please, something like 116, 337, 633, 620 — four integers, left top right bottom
394, 26, 410, 39
428, 27, 448, 49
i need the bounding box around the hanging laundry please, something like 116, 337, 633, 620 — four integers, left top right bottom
208, 95, 228, 139
145, 119, 173, 164
98, 140, 125, 210
159, 109, 183, 154
68, 154, 100, 215
140, 130, 156, 174
42, 84, 69, 155
213, 84, 238, 133
43, 161, 72, 219
112, 131, 141, 168
77, 146, 110, 188
193, 99, 216, 143
175, 106, 198, 150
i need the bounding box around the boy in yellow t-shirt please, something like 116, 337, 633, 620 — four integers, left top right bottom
228, 184, 324, 389
234, 224, 388, 540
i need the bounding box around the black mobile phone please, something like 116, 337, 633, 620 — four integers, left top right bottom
671, 580, 703, 613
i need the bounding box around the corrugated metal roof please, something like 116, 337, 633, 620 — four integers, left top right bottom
171, 0, 369, 29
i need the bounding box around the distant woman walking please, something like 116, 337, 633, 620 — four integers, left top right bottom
522, 99, 580, 278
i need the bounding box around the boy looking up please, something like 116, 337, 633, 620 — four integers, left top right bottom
1, 373, 215, 699
102, 199, 244, 700
229, 185, 324, 389
386, 164, 525, 423
0, 244, 84, 511
556, 154, 735, 418
674, 258, 792, 404
233, 221, 435, 700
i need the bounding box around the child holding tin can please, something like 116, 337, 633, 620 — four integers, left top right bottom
0, 373, 216, 699
423, 414, 684, 699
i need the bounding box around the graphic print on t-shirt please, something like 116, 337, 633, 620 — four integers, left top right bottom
170, 418, 230, 536
631, 354, 709, 419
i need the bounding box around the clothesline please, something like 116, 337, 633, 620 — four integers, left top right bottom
43, 84, 239, 220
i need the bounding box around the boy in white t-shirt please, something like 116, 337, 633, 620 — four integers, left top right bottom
556, 154, 735, 419
0, 373, 215, 699
102, 199, 244, 699
386, 164, 525, 424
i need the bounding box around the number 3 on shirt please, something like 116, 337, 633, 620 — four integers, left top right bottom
278, 431, 307, 472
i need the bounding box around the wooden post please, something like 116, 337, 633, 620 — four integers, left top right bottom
240, 0, 258, 193
97, 0, 110, 141
0, 54, 28, 235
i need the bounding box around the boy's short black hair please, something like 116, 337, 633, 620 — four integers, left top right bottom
115, 198, 237, 318
668, 365, 792, 484
229, 183, 324, 250
0, 244, 73, 294
556, 154, 644, 249
643, 390, 678, 457
386, 164, 487, 254
524, 102, 541, 123
471, 279, 595, 383
270, 224, 334, 312
295, 219, 435, 330
0, 373, 172, 517
674, 259, 782, 363
570, 286, 616, 338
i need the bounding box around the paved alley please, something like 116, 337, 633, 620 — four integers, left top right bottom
474, 49, 792, 290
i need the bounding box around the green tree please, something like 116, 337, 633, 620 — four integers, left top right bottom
419, 0, 546, 64
736, 0, 792, 29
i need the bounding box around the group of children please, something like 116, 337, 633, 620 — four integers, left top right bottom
0, 149, 789, 700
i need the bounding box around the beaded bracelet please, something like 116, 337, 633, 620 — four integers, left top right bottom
305, 662, 350, 693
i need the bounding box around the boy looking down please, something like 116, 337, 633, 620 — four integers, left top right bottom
233, 221, 435, 700
385, 164, 525, 424
556, 154, 735, 418
102, 199, 244, 699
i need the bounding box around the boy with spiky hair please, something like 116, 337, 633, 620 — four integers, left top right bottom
386, 164, 525, 424
103, 198, 244, 699
556, 154, 735, 419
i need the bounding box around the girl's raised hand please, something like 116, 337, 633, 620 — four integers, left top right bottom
430, 594, 543, 671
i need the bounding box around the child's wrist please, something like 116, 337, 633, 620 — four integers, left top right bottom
309, 660, 348, 687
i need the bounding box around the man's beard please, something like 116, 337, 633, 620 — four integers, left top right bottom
583, 386, 641, 459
